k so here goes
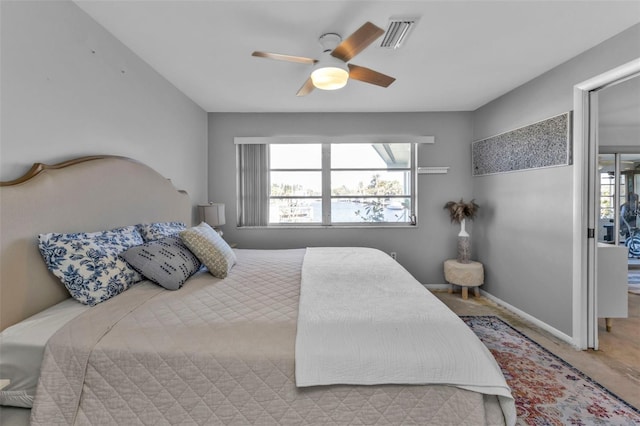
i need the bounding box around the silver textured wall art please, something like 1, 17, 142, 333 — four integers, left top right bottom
472, 112, 572, 176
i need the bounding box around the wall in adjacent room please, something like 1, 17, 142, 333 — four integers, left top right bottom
1, 0, 208, 214
208, 112, 474, 284
472, 24, 640, 336
599, 75, 640, 151
600, 127, 640, 150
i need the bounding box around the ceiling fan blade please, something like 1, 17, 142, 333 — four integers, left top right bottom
348, 64, 396, 88
296, 77, 315, 96
331, 22, 384, 62
252, 51, 317, 65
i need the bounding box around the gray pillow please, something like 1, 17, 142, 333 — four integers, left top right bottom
120, 235, 201, 290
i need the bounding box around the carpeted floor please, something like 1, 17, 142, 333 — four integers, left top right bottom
463, 315, 640, 426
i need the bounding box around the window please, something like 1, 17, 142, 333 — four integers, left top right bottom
238, 140, 418, 226
599, 170, 615, 220
269, 144, 322, 224
329, 144, 413, 224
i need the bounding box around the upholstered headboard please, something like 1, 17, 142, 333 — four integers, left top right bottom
0, 156, 192, 331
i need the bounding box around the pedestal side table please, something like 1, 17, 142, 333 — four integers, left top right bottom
444, 259, 484, 300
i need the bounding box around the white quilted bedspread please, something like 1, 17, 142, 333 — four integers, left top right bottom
296, 247, 515, 425
31, 249, 510, 425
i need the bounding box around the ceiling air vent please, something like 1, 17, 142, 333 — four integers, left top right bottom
380, 17, 419, 49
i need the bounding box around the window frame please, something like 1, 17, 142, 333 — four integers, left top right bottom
327, 144, 416, 226
235, 135, 433, 228
599, 170, 616, 220
269, 145, 323, 224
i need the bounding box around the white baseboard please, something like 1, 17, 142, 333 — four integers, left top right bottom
423, 283, 578, 348
480, 289, 578, 348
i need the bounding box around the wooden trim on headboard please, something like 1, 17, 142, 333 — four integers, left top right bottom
0, 155, 131, 186
2, 155, 189, 196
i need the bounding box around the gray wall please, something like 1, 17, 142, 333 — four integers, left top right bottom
599, 75, 640, 150
472, 24, 640, 335
0, 0, 208, 215
600, 127, 640, 150
5, 0, 638, 338
208, 112, 474, 284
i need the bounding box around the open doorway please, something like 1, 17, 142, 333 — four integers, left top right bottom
573, 58, 640, 350
594, 77, 640, 345
596, 154, 638, 338
598, 72, 640, 303
596, 75, 640, 363
596, 153, 639, 373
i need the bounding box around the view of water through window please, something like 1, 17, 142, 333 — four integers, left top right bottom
268, 143, 413, 225
269, 199, 410, 223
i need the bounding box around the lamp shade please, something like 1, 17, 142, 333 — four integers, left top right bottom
311, 66, 349, 90
310, 55, 349, 90
199, 203, 225, 227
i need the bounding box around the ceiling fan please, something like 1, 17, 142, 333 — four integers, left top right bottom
252, 21, 396, 96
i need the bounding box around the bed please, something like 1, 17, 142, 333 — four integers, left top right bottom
0, 156, 515, 425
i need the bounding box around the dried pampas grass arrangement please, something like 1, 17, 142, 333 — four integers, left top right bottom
443, 199, 479, 223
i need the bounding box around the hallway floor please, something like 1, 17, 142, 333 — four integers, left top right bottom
434, 290, 640, 409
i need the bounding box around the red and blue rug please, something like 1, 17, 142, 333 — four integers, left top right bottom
462, 316, 640, 426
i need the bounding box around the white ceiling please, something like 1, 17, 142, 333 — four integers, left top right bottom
74, 0, 640, 113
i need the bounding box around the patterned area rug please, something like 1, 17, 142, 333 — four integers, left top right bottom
462, 316, 640, 425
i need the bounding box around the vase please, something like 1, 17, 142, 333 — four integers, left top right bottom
457, 219, 471, 263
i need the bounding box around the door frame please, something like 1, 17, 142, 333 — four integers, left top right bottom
572, 57, 640, 349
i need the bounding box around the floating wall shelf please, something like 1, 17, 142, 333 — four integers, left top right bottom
418, 167, 450, 175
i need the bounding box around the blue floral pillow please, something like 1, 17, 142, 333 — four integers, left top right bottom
38, 226, 144, 306
136, 222, 187, 242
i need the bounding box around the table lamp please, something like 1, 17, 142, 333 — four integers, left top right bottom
199, 203, 225, 236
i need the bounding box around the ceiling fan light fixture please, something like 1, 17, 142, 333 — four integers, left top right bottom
254, 22, 395, 95
311, 65, 349, 90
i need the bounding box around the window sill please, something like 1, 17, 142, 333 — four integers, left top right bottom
237, 225, 418, 230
